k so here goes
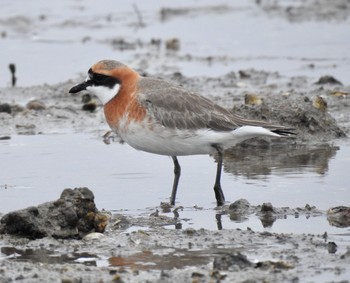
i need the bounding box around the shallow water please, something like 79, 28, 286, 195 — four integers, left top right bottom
1, 134, 349, 238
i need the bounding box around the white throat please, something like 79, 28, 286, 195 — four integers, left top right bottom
86, 83, 121, 105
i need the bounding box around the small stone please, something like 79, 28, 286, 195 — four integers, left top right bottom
260, 202, 275, 213
245, 94, 263, 106
83, 232, 105, 241
82, 101, 97, 111
0, 136, 11, 140
26, 99, 46, 110
315, 75, 342, 85
165, 38, 180, 51
184, 228, 197, 236
160, 202, 172, 213
213, 253, 252, 270
327, 241, 338, 254
238, 70, 251, 79
229, 199, 250, 211
191, 272, 204, 278
0, 103, 11, 114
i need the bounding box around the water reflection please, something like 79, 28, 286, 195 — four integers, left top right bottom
327, 206, 350, 228
220, 143, 339, 178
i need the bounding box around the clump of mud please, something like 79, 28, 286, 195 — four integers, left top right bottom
234, 94, 346, 142
0, 188, 109, 239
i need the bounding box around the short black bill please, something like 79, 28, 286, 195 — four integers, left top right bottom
69, 81, 92, 94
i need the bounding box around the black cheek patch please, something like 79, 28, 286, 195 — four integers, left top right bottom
89, 69, 120, 89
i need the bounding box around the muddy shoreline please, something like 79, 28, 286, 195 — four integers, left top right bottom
1, 190, 350, 283
1, 68, 350, 282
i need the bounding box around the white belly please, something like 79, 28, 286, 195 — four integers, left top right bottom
115, 120, 280, 156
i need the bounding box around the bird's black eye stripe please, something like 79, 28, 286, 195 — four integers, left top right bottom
88, 68, 121, 89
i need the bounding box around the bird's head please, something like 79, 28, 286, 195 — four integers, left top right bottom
69, 60, 137, 105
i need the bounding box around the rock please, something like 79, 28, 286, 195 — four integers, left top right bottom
257, 203, 277, 228
213, 253, 253, 271
229, 199, 250, 211
238, 70, 251, 79
0, 136, 11, 140
228, 199, 251, 221
0, 187, 109, 239
0, 103, 12, 114
327, 206, 350, 228
82, 101, 97, 112
327, 242, 337, 254
260, 202, 275, 213
81, 94, 98, 112
256, 260, 293, 270
315, 75, 342, 85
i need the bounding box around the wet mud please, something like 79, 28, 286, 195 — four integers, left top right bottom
1, 190, 350, 283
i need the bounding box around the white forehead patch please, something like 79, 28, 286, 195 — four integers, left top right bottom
86, 83, 121, 105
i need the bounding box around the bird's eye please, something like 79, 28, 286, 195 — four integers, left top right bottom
93, 73, 106, 83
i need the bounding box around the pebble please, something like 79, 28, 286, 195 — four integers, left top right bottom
26, 99, 46, 110
83, 232, 105, 241
0, 103, 11, 114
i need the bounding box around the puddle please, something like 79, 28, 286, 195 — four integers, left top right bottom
0, 245, 242, 270
0, 246, 99, 266
108, 249, 212, 270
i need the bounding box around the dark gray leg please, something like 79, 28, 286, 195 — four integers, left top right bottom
170, 156, 181, 205
213, 148, 225, 206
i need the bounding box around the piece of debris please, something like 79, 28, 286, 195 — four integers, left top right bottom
330, 90, 348, 97
313, 95, 327, 112
244, 93, 263, 106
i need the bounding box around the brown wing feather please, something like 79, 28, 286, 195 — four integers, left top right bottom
138, 77, 239, 131
137, 77, 294, 135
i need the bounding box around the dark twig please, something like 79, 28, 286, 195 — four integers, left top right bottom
9, 63, 17, 87
132, 3, 145, 28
